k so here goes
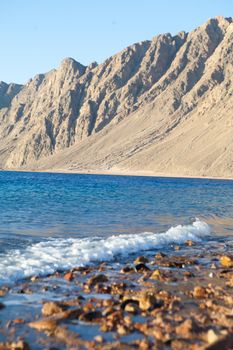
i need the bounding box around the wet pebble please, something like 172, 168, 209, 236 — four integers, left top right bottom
87, 274, 109, 287
135, 263, 150, 272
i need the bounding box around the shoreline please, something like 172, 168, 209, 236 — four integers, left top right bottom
0, 241, 233, 349
2, 167, 233, 181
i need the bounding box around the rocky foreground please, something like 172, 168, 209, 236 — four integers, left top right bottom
0, 240, 233, 350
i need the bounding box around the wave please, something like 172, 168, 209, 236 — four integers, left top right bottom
0, 219, 210, 283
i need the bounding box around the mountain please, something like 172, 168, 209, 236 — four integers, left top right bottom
0, 81, 23, 108
0, 16, 233, 178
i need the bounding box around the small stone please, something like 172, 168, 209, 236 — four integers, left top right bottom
124, 302, 140, 314
117, 325, 128, 335
185, 240, 195, 246
171, 339, 190, 350
110, 282, 126, 294
120, 266, 134, 273
138, 339, 150, 350
28, 319, 57, 331
0, 288, 8, 297
205, 300, 214, 308
124, 315, 132, 326
9, 340, 29, 350
175, 318, 199, 336
12, 319, 25, 325
220, 255, 233, 268
134, 256, 149, 264
135, 263, 150, 272
94, 335, 104, 343
30, 276, 39, 282
87, 274, 108, 286
121, 299, 139, 310
79, 311, 102, 322
211, 263, 217, 269
155, 252, 167, 259
193, 286, 206, 298
102, 299, 114, 307
42, 302, 65, 316
102, 306, 115, 317
225, 296, 233, 305
169, 299, 181, 311
183, 271, 194, 278
138, 293, 162, 311
64, 271, 74, 281
207, 329, 219, 344
150, 269, 161, 280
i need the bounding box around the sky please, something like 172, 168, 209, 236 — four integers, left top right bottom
1, 0, 233, 84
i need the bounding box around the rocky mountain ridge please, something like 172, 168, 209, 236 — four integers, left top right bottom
0, 16, 233, 178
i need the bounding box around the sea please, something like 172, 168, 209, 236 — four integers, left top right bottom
0, 170, 233, 285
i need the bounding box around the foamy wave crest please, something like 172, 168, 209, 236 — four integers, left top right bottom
0, 219, 210, 282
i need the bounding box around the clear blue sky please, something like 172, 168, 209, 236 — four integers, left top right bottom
1, 0, 233, 84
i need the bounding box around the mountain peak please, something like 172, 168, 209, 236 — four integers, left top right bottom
59, 57, 86, 75
204, 16, 232, 30
214, 15, 232, 24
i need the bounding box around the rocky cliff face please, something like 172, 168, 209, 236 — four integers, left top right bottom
0, 17, 233, 177
0, 81, 22, 108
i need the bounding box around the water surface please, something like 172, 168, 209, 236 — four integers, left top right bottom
0, 171, 232, 282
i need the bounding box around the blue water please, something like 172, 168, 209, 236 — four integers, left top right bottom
0, 171, 233, 282
0, 171, 233, 241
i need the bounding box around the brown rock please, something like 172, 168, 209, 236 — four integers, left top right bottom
64, 271, 74, 281
125, 302, 141, 314
79, 311, 102, 322
171, 339, 192, 350
117, 324, 128, 335
53, 326, 82, 347
155, 252, 167, 259
135, 263, 151, 272
30, 276, 39, 282
121, 299, 140, 314
134, 256, 149, 264
183, 271, 194, 278
102, 306, 116, 317
12, 319, 25, 325
150, 269, 162, 280
193, 286, 206, 298
138, 293, 162, 311
28, 319, 57, 331
207, 329, 219, 344
185, 240, 195, 246
42, 302, 66, 316
202, 332, 233, 350
220, 255, 233, 268
94, 335, 104, 343
175, 318, 200, 337
110, 282, 127, 294
0, 287, 9, 296
120, 266, 134, 273
4, 340, 30, 350
87, 274, 109, 286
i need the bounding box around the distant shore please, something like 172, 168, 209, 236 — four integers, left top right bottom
3, 167, 233, 181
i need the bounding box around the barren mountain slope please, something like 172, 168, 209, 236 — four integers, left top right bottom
0, 16, 233, 177
0, 81, 23, 108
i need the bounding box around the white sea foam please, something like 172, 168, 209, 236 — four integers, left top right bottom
0, 219, 210, 283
